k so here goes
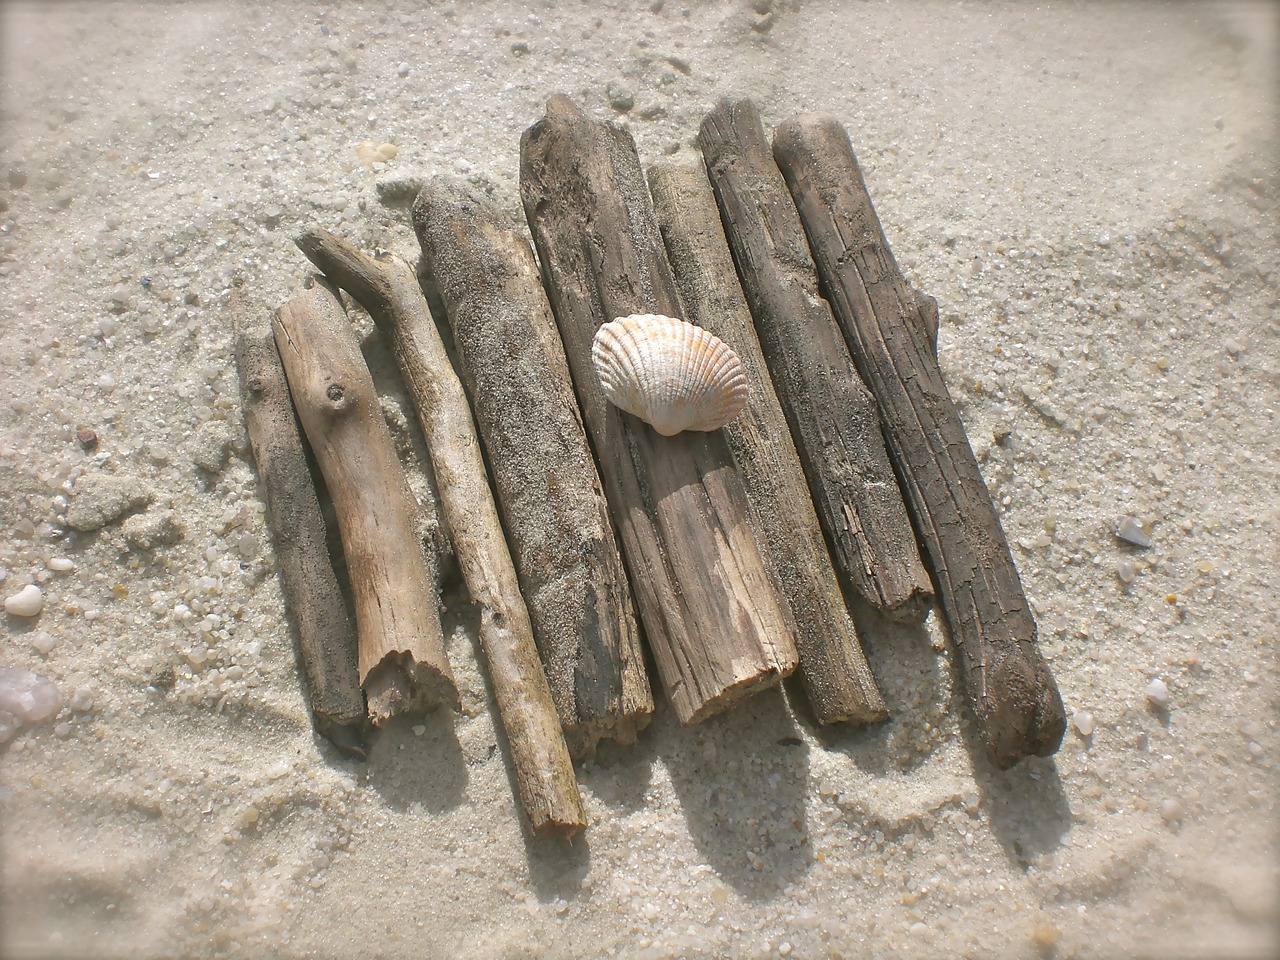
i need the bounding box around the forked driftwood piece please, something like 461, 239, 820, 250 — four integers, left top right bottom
520, 94, 798, 724
232, 284, 366, 758
647, 160, 887, 726
272, 278, 458, 726
773, 114, 1066, 768
412, 177, 654, 759
698, 99, 932, 623
295, 228, 585, 838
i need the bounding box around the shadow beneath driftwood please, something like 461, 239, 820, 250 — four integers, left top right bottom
810, 592, 947, 775
970, 744, 1073, 870
663, 689, 813, 901
523, 829, 593, 905
949, 655, 1073, 869
360, 709, 468, 813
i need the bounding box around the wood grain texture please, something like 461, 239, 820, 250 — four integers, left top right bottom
519, 95, 798, 724
647, 159, 887, 726
271, 278, 458, 726
233, 292, 366, 758
773, 113, 1066, 768
698, 98, 932, 624
295, 228, 585, 838
412, 176, 653, 759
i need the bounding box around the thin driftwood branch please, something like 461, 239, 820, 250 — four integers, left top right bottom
773, 113, 1066, 768
232, 282, 366, 758
272, 277, 458, 726
295, 227, 585, 838
520, 94, 798, 725
698, 98, 932, 623
647, 160, 887, 726
412, 176, 654, 759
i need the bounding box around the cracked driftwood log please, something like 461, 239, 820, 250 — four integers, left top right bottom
412, 176, 654, 759
271, 277, 458, 726
773, 113, 1066, 768
232, 282, 367, 758
295, 227, 585, 838
698, 98, 932, 624
647, 160, 887, 726
520, 95, 798, 724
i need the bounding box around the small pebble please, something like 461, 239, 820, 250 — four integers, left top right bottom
46, 557, 75, 572
29, 630, 59, 655
1116, 558, 1137, 584
397, 62, 410, 77
1145, 678, 1170, 709
606, 80, 635, 113
1114, 516, 1153, 548
76, 428, 99, 450
4, 583, 44, 617
1072, 710, 1095, 738
1158, 797, 1183, 823
0, 666, 63, 723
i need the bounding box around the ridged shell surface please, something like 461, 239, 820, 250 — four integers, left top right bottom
591, 314, 748, 436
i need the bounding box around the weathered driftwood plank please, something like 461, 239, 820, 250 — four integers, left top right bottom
773, 114, 1066, 768
698, 98, 932, 624
520, 95, 798, 724
412, 176, 654, 759
647, 160, 887, 726
295, 228, 585, 838
271, 278, 458, 726
232, 285, 366, 758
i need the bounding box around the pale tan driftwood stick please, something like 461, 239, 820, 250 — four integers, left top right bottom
232, 284, 367, 758
520, 95, 798, 724
773, 114, 1066, 768
412, 176, 654, 759
295, 228, 585, 838
698, 98, 932, 624
647, 161, 887, 726
272, 278, 458, 726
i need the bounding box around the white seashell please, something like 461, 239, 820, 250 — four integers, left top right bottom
592, 314, 748, 436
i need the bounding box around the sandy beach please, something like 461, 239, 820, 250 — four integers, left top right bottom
1, 2, 1276, 957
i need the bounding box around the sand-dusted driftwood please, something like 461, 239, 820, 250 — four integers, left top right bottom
647, 160, 887, 726
272, 278, 458, 726
295, 228, 585, 838
698, 99, 932, 624
232, 283, 366, 758
520, 95, 798, 724
773, 113, 1066, 768
412, 177, 654, 759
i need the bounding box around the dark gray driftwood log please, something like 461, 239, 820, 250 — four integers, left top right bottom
272, 278, 459, 726
520, 95, 798, 724
773, 113, 1066, 768
295, 228, 585, 839
647, 160, 887, 726
232, 286, 366, 758
412, 176, 654, 759
698, 98, 932, 624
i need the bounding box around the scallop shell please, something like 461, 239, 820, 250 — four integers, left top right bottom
591, 314, 748, 436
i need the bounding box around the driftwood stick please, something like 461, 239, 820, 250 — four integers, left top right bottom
232, 284, 367, 758
272, 278, 458, 726
520, 94, 798, 724
773, 114, 1066, 768
647, 160, 887, 726
412, 176, 654, 759
698, 99, 932, 623
295, 228, 585, 838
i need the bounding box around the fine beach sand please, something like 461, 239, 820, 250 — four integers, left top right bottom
1, 2, 1277, 958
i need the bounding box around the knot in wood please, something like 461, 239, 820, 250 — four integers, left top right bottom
326, 383, 345, 403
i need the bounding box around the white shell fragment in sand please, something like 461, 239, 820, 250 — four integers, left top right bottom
591, 314, 748, 437
4, 584, 44, 618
